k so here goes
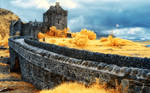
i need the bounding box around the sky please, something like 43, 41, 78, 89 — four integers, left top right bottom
1, 0, 150, 41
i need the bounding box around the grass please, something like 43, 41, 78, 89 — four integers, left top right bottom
38, 80, 121, 93
0, 50, 9, 57
40, 36, 150, 58
38, 27, 150, 58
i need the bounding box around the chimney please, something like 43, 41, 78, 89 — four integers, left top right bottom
56, 2, 60, 7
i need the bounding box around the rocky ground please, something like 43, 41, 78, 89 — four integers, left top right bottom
0, 62, 38, 93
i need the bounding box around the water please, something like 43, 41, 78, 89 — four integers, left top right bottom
146, 45, 150, 47
100, 27, 150, 41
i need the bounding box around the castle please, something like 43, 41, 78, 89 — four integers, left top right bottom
10, 2, 68, 38
7, 2, 150, 93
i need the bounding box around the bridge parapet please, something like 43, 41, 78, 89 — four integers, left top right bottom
9, 36, 150, 92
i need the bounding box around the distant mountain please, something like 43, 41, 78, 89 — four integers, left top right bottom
0, 8, 19, 38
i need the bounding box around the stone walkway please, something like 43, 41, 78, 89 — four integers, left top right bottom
0, 62, 38, 93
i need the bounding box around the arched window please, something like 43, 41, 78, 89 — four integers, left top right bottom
45, 16, 48, 22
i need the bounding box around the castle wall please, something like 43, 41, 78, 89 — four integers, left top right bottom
43, 13, 67, 30
9, 36, 150, 92
43, 4, 68, 30
25, 38, 150, 69
21, 23, 31, 36
20, 23, 42, 39
10, 20, 22, 36
10, 3, 68, 39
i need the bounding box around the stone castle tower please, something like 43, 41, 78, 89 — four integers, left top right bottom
43, 2, 68, 30
10, 2, 68, 38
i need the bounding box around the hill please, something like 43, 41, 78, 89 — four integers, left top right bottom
0, 8, 19, 38
0, 8, 19, 48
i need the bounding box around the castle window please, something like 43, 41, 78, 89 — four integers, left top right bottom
58, 19, 59, 24
45, 16, 48, 22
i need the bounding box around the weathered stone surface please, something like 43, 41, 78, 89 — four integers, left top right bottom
0, 57, 9, 64
0, 61, 38, 93
0, 63, 10, 74
43, 2, 67, 30
24, 38, 150, 69
9, 37, 150, 92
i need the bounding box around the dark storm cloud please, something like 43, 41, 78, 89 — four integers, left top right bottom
68, 0, 150, 32
1, 0, 150, 38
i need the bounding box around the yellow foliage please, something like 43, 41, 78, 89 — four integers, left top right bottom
0, 8, 19, 49
71, 33, 77, 38
48, 26, 69, 37
0, 34, 9, 48
38, 27, 150, 58
0, 63, 8, 66
0, 8, 19, 38
80, 29, 96, 40
58, 42, 66, 47
38, 32, 45, 39
100, 35, 137, 47
38, 26, 70, 39
39, 80, 120, 93
71, 29, 96, 40
73, 34, 88, 47
100, 37, 108, 42
0, 81, 36, 92
55, 30, 65, 37
46, 26, 56, 36
0, 34, 2, 40
0, 72, 21, 79
0, 50, 9, 57
50, 26, 57, 32
64, 28, 70, 34
49, 39, 56, 44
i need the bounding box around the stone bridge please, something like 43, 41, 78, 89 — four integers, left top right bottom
9, 36, 150, 93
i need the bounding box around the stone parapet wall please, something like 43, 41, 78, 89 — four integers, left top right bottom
24, 38, 150, 69
9, 37, 150, 92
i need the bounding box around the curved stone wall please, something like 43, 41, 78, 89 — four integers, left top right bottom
9, 36, 150, 92
25, 38, 150, 69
